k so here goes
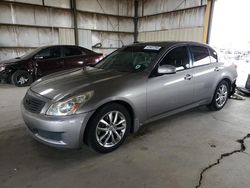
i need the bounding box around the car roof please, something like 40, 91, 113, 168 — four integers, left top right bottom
129, 41, 210, 48
36, 45, 95, 53
39, 45, 84, 49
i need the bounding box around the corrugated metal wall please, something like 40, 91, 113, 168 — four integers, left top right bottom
138, 27, 204, 42
138, 0, 207, 42
0, 0, 134, 60
0, 0, 208, 61
59, 28, 75, 45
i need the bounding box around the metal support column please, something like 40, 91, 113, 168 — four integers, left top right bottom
71, 0, 79, 45
134, 0, 139, 43
203, 0, 215, 44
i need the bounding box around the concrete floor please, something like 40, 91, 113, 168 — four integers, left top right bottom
1, 84, 250, 188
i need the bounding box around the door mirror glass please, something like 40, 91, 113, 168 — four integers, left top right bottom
158, 65, 176, 74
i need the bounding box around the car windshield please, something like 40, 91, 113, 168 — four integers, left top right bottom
19, 47, 45, 59
95, 45, 163, 73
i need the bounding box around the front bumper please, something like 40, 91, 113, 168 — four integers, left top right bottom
0, 70, 9, 82
21, 103, 94, 149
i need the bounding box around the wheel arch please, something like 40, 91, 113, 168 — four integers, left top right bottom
11, 69, 33, 86
209, 77, 233, 103
83, 100, 137, 145
221, 76, 236, 96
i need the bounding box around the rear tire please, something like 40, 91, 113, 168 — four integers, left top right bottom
11, 70, 33, 87
87, 103, 131, 153
208, 80, 229, 111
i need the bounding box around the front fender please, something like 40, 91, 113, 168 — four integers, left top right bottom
88, 96, 142, 133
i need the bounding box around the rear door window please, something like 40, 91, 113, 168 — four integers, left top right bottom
209, 48, 218, 63
190, 46, 210, 67
64, 46, 83, 57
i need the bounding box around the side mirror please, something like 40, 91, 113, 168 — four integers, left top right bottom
34, 55, 43, 60
158, 65, 176, 74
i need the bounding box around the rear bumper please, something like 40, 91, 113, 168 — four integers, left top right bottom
21, 103, 95, 149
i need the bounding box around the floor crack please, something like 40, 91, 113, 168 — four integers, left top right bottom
195, 133, 250, 188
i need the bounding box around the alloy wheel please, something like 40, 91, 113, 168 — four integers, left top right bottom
215, 84, 228, 107
96, 111, 127, 148
17, 75, 29, 85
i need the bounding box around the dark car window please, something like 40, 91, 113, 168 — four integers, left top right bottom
36, 47, 61, 59
95, 45, 163, 73
160, 46, 189, 71
21, 47, 45, 59
64, 47, 83, 57
209, 48, 218, 63
82, 48, 94, 55
191, 46, 210, 67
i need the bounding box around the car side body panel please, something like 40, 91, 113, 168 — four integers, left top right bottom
147, 68, 196, 118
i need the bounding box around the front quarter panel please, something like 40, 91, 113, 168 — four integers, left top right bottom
76, 73, 148, 126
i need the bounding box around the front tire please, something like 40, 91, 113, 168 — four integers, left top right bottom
87, 103, 131, 153
208, 80, 229, 111
11, 70, 33, 87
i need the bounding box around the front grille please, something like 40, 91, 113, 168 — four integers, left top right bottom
245, 75, 250, 89
23, 94, 46, 114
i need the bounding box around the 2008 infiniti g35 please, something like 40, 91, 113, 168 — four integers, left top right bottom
21, 42, 237, 153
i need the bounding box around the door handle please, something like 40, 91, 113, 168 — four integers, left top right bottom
184, 74, 193, 80
214, 67, 220, 71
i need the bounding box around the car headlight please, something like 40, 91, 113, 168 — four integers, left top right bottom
0, 65, 5, 72
46, 91, 94, 116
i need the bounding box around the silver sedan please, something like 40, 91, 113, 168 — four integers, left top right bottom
21, 42, 237, 153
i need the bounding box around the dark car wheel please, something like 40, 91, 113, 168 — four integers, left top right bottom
208, 80, 229, 111
87, 103, 131, 153
11, 70, 33, 87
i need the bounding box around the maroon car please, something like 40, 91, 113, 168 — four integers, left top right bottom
0, 45, 103, 87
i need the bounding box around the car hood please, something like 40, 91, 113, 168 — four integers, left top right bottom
0, 58, 23, 65
30, 67, 128, 100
